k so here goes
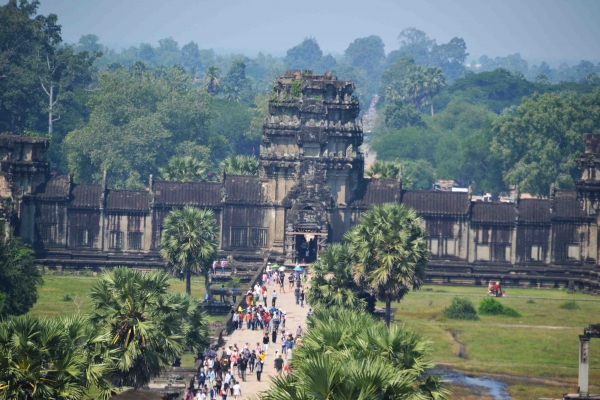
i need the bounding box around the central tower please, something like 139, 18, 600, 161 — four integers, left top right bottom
259, 70, 364, 263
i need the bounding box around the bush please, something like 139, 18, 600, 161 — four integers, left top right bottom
526, 299, 535, 304
62, 294, 73, 302
559, 300, 580, 310
443, 297, 479, 320
478, 298, 521, 317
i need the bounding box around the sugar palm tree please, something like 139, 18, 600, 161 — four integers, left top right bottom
345, 203, 429, 326
424, 66, 446, 116
260, 307, 448, 400
307, 243, 367, 311
220, 155, 259, 176
0, 314, 114, 399
402, 67, 427, 112
203, 66, 221, 95
160, 206, 218, 295
366, 160, 400, 180
159, 156, 210, 182
88, 267, 209, 389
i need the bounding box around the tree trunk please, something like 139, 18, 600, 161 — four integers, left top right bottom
385, 299, 391, 327
430, 97, 434, 116
186, 270, 192, 295
48, 81, 54, 136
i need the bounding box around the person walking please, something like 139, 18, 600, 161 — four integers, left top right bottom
262, 332, 269, 355
255, 360, 263, 382
294, 286, 300, 305
271, 290, 277, 307
279, 272, 285, 293
249, 350, 256, 373
274, 354, 284, 374
212, 260, 217, 275
221, 258, 226, 275
239, 357, 247, 382
232, 286, 238, 303
300, 289, 305, 307
232, 312, 239, 330
232, 381, 242, 400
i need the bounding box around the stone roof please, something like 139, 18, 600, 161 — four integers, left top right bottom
472, 202, 515, 224
402, 190, 469, 216
70, 184, 102, 208
518, 199, 551, 223
351, 178, 398, 207
153, 181, 221, 207
224, 175, 264, 203
106, 190, 149, 211
552, 190, 588, 219
35, 175, 70, 200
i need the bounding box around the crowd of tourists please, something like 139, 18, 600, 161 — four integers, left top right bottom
188, 262, 310, 399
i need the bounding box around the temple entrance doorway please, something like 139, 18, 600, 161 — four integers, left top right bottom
295, 233, 317, 264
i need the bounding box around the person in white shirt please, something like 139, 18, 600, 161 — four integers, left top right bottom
195, 390, 206, 400
232, 382, 242, 399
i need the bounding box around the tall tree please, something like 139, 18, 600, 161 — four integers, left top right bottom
89, 268, 209, 389
203, 66, 221, 95
307, 243, 371, 311
424, 66, 446, 115
160, 206, 218, 295
401, 66, 428, 112
64, 66, 213, 189
346, 203, 429, 326
492, 89, 600, 196
221, 59, 254, 103
36, 45, 100, 136
159, 156, 210, 182
0, 230, 43, 317
284, 37, 323, 70
261, 307, 448, 399
344, 35, 385, 78
0, 0, 60, 134
219, 154, 259, 175
0, 314, 115, 399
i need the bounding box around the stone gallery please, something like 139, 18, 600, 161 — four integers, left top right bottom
1, 70, 600, 290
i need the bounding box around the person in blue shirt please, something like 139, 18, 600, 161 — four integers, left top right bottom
232, 286, 238, 303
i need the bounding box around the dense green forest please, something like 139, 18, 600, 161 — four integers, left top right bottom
1, 0, 599, 193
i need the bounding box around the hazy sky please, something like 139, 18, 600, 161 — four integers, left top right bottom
32, 0, 600, 63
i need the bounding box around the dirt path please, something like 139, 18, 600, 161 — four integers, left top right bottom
220, 280, 308, 399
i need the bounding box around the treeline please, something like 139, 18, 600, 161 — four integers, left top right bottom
371, 63, 600, 196
2, 0, 600, 193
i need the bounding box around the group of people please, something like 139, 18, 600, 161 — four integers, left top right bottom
212, 258, 228, 275
487, 280, 506, 297
188, 345, 245, 399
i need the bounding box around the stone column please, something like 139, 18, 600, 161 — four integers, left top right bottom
579, 335, 590, 397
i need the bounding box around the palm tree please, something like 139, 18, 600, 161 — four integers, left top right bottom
307, 243, 369, 311
203, 66, 221, 95
160, 206, 218, 295
260, 307, 449, 400
0, 314, 114, 399
345, 203, 429, 326
424, 66, 446, 116
159, 156, 210, 182
366, 160, 400, 180
402, 67, 427, 112
88, 267, 209, 389
220, 155, 259, 175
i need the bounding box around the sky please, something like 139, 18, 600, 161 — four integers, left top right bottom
31, 0, 600, 64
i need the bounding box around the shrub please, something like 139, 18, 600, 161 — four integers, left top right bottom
560, 300, 580, 310
478, 297, 521, 317
62, 294, 73, 302
443, 297, 479, 320
526, 299, 535, 304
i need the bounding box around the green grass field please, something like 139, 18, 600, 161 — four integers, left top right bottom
30, 273, 208, 317
391, 285, 600, 399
